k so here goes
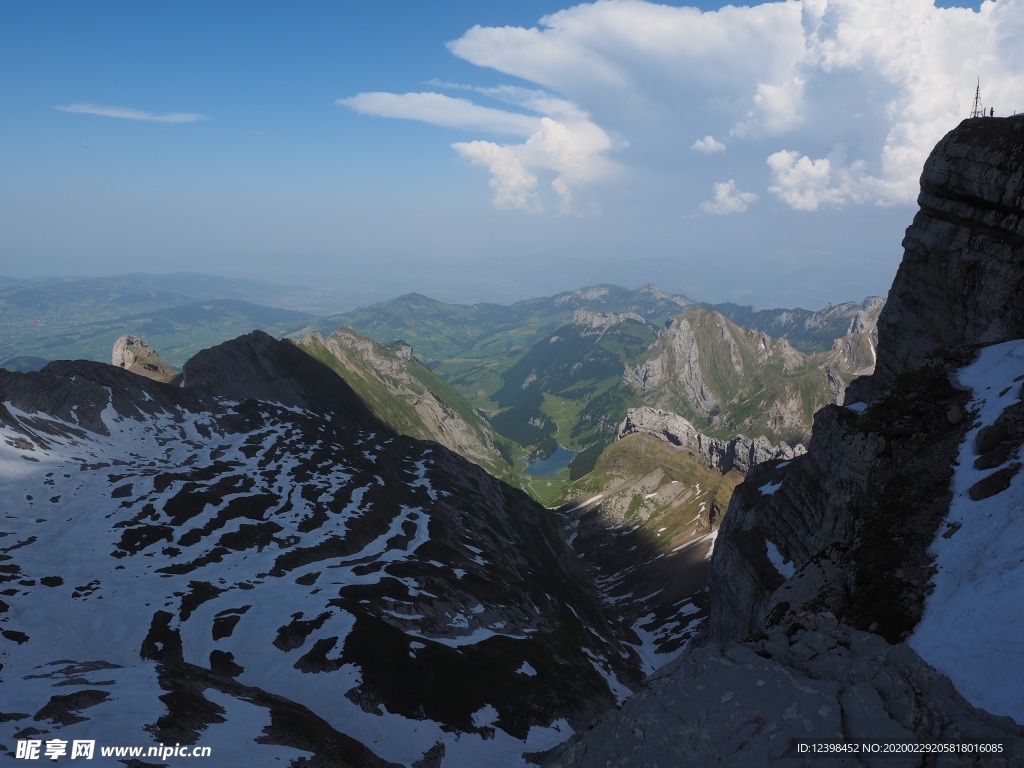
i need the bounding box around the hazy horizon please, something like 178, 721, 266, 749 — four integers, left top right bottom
0, 268, 891, 314
3, 0, 1018, 309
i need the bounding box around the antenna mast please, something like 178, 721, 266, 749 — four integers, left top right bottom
971, 80, 984, 118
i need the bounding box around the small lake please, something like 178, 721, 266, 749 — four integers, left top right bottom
524, 446, 578, 477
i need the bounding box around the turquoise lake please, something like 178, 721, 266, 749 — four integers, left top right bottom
524, 446, 578, 477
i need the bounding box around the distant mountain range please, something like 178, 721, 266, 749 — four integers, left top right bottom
2, 274, 883, 510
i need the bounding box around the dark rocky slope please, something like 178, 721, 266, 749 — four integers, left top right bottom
0, 332, 641, 766
542, 117, 1024, 766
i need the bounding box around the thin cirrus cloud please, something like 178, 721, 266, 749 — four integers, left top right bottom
337, 92, 541, 136
56, 103, 209, 123
342, 0, 1024, 215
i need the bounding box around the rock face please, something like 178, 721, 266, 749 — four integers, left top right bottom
544, 616, 1017, 768
618, 406, 805, 478
571, 309, 647, 331
867, 116, 1024, 396
711, 295, 884, 354
543, 117, 1024, 765
626, 306, 870, 444
111, 334, 180, 384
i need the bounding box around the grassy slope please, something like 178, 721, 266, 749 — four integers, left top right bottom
300, 335, 427, 441
564, 434, 743, 543
489, 318, 658, 455
298, 332, 518, 484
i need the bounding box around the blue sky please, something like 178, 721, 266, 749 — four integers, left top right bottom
1, 0, 1017, 309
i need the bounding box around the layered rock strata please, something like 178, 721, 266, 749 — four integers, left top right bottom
618, 406, 805, 477
865, 116, 1024, 397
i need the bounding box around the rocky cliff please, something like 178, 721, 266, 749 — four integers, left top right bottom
298, 329, 507, 477
543, 117, 1024, 766
618, 406, 805, 479
625, 306, 870, 443
111, 334, 181, 384
864, 117, 1024, 397
713, 295, 884, 354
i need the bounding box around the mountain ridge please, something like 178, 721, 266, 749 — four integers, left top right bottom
0, 331, 645, 766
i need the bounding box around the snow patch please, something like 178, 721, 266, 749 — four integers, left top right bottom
516, 661, 537, 676
472, 704, 499, 728
765, 539, 795, 578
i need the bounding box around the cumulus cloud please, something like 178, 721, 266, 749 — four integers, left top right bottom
767, 144, 880, 210
454, 141, 541, 211
698, 179, 758, 215
691, 135, 726, 154
55, 103, 208, 123
453, 116, 615, 213
344, 0, 1024, 213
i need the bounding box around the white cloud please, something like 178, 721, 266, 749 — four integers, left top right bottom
766, 146, 874, 211
55, 103, 208, 123
341, 89, 616, 213
453, 116, 616, 213
427, 81, 591, 123
691, 135, 726, 154
345, 0, 1024, 214
698, 179, 758, 215
453, 141, 541, 212
338, 92, 540, 136
732, 78, 805, 137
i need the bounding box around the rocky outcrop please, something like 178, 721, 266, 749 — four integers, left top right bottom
618, 407, 805, 478
711, 119, 1024, 659
543, 615, 1020, 767
624, 314, 721, 419
626, 307, 862, 443
571, 309, 647, 332
712, 295, 884, 354
865, 116, 1024, 397
706, 364, 971, 646
112, 334, 180, 384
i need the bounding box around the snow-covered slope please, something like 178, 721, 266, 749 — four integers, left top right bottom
910, 339, 1024, 723
0, 335, 640, 767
